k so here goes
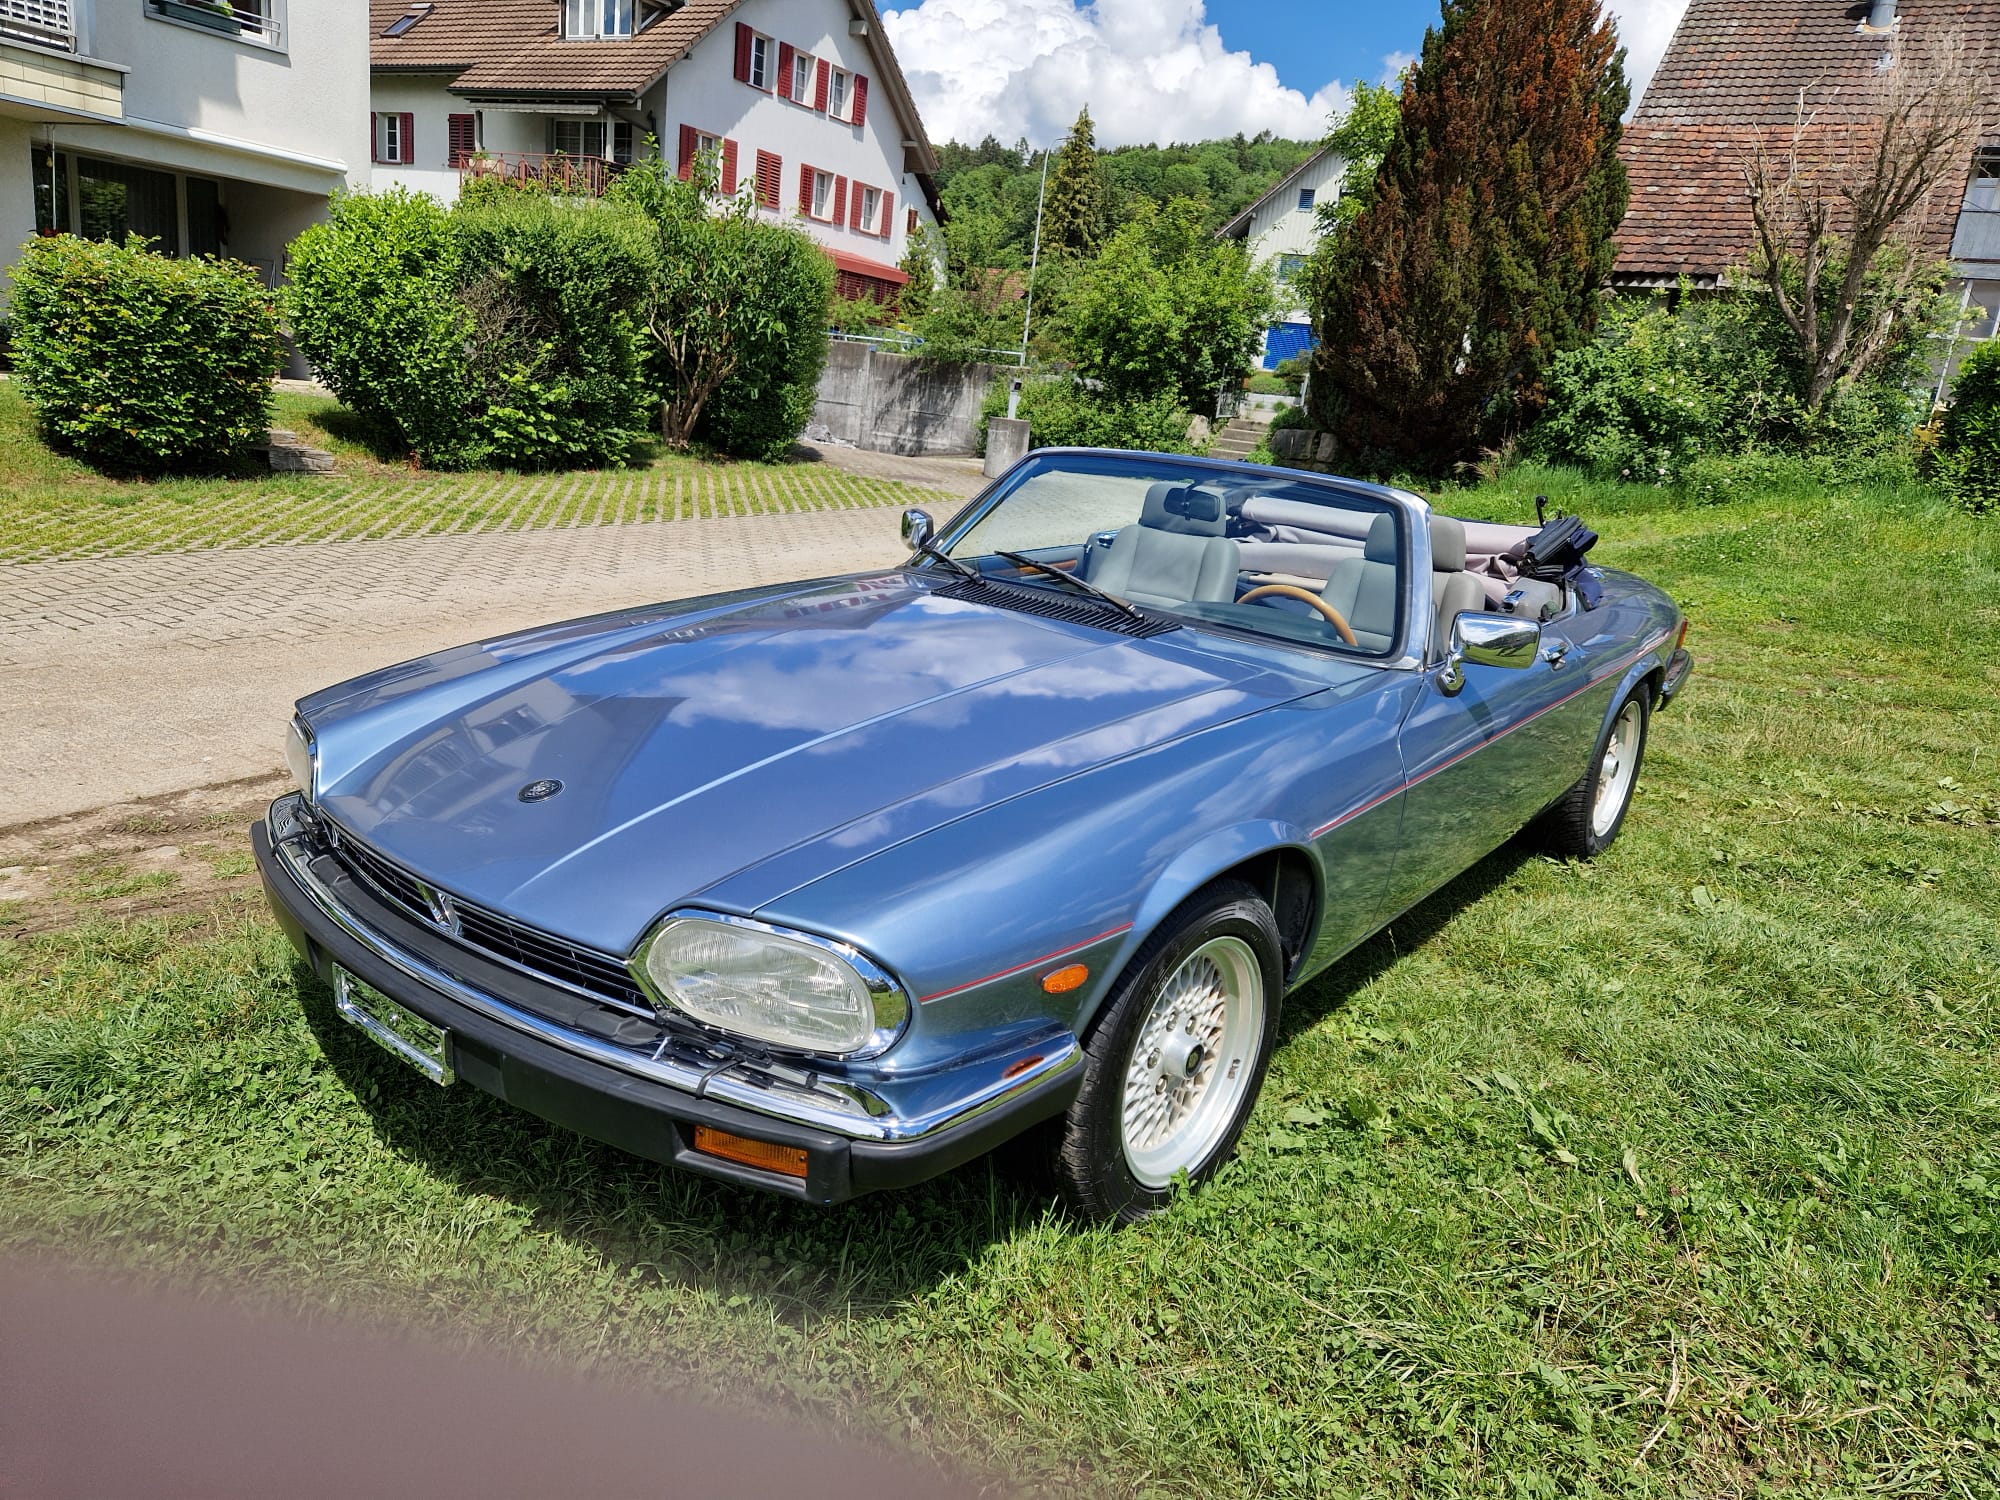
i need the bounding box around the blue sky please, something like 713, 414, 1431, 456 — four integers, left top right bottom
1202, 0, 1431, 97
881, 1, 1690, 149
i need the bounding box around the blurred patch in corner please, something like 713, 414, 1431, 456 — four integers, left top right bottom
0, 1256, 960, 1499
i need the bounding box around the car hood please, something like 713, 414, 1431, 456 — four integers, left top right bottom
307, 574, 1321, 953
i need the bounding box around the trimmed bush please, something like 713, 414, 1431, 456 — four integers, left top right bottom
697, 228, 836, 462
1929, 341, 2000, 513
285, 188, 658, 470
6, 235, 282, 474
284, 189, 478, 468
452, 193, 657, 469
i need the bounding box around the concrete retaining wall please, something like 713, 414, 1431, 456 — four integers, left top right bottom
812, 343, 1001, 457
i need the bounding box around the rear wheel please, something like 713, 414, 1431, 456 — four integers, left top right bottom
1539, 686, 1651, 859
1052, 881, 1282, 1223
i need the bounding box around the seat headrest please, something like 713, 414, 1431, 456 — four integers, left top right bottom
1363, 511, 1399, 564
1142, 482, 1229, 537
1429, 515, 1467, 572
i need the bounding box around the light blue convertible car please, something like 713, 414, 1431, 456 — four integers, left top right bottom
255, 450, 1691, 1222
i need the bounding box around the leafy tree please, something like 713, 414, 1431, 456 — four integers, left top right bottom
609, 156, 833, 449
1042, 107, 1107, 258
1056, 198, 1275, 411
1307, 0, 1630, 473
1316, 79, 1402, 235
897, 223, 943, 320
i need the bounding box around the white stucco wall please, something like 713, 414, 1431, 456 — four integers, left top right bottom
0, 124, 37, 278
367, 74, 471, 203
1242, 152, 1346, 272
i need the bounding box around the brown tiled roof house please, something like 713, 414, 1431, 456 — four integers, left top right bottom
368, 0, 945, 300
1614, 0, 2000, 294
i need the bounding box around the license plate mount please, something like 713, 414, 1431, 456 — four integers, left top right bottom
333, 968, 454, 1086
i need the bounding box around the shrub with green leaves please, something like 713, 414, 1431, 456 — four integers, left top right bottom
983, 376, 1193, 455
452, 193, 657, 469
6, 234, 282, 474
1531, 288, 1933, 485
284, 189, 479, 468
1928, 341, 2000, 513
286, 188, 658, 470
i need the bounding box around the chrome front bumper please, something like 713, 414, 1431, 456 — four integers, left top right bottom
257, 795, 1081, 1153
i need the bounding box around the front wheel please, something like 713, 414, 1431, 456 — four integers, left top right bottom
1538, 685, 1651, 859
1052, 881, 1283, 1223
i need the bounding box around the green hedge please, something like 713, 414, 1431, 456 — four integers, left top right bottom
285, 188, 657, 470
1928, 341, 2000, 513
6, 235, 282, 474
981, 375, 1194, 454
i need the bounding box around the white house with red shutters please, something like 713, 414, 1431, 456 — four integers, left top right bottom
366, 0, 943, 303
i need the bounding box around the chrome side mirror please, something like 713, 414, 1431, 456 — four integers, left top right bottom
901, 508, 934, 553
1438, 612, 1541, 696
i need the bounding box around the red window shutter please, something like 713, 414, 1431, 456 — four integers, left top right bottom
800, 162, 815, 214
720, 138, 739, 196
879, 191, 894, 239
400, 114, 416, 166
907, 207, 918, 237
852, 75, 869, 128
734, 22, 753, 83
370, 112, 382, 165
832, 175, 847, 226
447, 114, 475, 167
777, 42, 795, 101
815, 59, 830, 112
848, 181, 864, 231
756, 150, 781, 210
678, 124, 698, 181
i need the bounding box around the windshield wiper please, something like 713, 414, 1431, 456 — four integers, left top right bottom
995, 550, 1147, 623
915, 533, 981, 581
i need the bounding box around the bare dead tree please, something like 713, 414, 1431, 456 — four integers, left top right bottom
1743, 30, 1990, 413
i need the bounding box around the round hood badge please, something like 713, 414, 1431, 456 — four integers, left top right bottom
517, 779, 564, 804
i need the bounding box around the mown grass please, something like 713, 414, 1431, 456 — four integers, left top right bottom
0, 384, 949, 563
3, 464, 1998, 1496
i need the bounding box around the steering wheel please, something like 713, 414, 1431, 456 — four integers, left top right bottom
1237, 584, 1358, 647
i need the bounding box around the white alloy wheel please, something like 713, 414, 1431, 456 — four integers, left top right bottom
1119, 935, 1266, 1189
1592, 699, 1644, 837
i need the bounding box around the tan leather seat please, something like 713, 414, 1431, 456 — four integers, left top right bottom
1319, 512, 1401, 652
1429, 515, 1488, 655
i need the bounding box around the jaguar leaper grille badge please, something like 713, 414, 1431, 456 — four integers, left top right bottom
518, 779, 564, 804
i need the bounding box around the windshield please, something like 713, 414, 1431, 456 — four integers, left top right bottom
937, 451, 1409, 657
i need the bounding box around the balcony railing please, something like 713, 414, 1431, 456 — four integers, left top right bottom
0, 0, 76, 52
459, 152, 622, 197
149, 0, 283, 47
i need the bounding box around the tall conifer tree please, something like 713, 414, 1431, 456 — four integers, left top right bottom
1042, 107, 1106, 258
1308, 0, 1629, 472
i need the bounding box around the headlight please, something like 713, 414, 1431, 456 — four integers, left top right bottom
635, 914, 907, 1057
284, 716, 317, 802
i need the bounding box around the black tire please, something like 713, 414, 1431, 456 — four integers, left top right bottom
1538, 684, 1652, 859
1051, 880, 1283, 1224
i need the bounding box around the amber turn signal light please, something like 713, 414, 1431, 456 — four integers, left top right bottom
1040, 964, 1089, 994
692, 1125, 809, 1179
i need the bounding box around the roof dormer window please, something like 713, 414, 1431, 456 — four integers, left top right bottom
565, 0, 633, 40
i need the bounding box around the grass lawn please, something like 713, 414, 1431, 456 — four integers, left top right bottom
3, 463, 1997, 1496
0, 383, 950, 564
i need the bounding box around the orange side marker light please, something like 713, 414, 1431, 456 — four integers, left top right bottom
1041, 964, 1090, 994
692, 1125, 809, 1179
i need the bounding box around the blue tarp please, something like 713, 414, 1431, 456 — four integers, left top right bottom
1262, 321, 1316, 371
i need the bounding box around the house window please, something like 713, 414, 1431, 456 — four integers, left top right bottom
1950, 154, 2000, 266
551, 119, 633, 163
373, 112, 414, 167
1297, 187, 1316, 212
792, 50, 816, 103
811, 169, 833, 220
748, 32, 772, 89
564, 0, 631, 40
1277, 253, 1308, 281
32, 149, 192, 257
858, 185, 881, 235
828, 68, 851, 120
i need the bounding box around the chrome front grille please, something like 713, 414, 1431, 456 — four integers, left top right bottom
324, 826, 652, 1016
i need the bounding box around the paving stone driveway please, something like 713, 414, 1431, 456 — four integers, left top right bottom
0, 503, 938, 824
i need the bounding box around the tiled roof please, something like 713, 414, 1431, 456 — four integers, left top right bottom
367, 0, 938, 174
1615, 0, 2000, 279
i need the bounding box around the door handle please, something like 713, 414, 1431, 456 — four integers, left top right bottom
1542, 642, 1570, 668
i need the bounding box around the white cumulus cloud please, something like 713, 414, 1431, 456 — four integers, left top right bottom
1604, 0, 1692, 107
879, 0, 1351, 149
